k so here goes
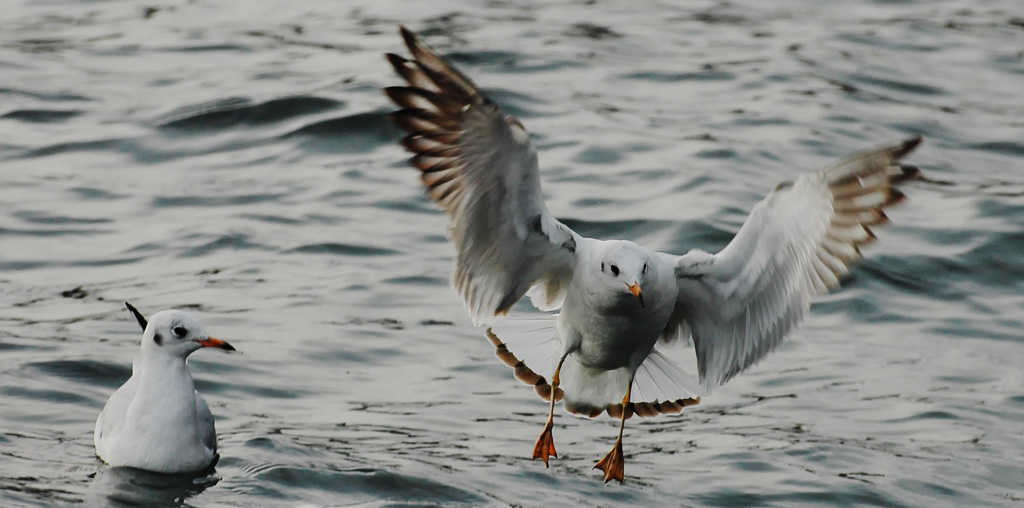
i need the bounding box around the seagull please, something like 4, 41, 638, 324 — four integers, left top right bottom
94, 302, 236, 474
384, 26, 922, 483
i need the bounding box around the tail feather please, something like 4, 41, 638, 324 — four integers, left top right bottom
559, 350, 703, 419
633, 349, 705, 403
557, 360, 631, 418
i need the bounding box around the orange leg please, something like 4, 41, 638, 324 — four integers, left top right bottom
533, 356, 567, 467
594, 382, 631, 483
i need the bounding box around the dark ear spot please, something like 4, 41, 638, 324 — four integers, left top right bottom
601, 262, 605, 272
153, 332, 163, 346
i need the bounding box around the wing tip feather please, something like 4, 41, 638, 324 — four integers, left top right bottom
883, 189, 907, 208
384, 52, 408, 70
860, 226, 878, 245
892, 135, 924, 160
382, 85, 409, 102
580, 397, 701, 420
398, 24, 419, 53
893, 164, 922, 184
486, 328, 562, 402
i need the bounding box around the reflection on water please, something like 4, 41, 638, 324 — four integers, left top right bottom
2, 0, 1024, 506
86, 467, 219, 508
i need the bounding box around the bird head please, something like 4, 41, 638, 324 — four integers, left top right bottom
132, 306, 235, 359
597, 241, 649, 308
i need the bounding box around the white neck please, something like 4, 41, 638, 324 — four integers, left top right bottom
126, 353, 200, 437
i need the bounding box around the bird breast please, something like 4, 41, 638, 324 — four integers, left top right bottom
561, 274, 675, 371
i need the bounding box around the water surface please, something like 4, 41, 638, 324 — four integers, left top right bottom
2, 0, 1023, 506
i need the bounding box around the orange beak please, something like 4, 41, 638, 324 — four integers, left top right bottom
195, 337, 236, 352
627, 282, 644, 308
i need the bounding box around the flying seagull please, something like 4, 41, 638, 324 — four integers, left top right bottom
385, 26, 922, 482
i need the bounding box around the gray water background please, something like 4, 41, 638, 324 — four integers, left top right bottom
2, 0, 1023, 506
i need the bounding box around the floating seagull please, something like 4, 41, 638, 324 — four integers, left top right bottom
385, 26, 922, 483
94, 302, 235, 474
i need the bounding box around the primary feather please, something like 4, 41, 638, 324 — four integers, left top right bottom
385, 28, 577, 326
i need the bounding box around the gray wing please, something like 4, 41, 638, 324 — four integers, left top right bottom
95, 367, 139, 449
670, 137, 923, 391
195, 392, 217, 455
386, 26, 578, 325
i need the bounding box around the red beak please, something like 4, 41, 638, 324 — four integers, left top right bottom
627, 282, 644, 308
195, 337, 236, 351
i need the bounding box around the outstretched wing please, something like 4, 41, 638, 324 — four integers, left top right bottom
385, 26, 578, 325
671, 137, 923, 391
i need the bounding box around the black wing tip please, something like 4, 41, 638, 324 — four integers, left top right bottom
124, 301, 148, 332
883, 188, 907, 207
895, 163, 922, 183
383, 86, 434, 110
398, 25, 429, 57
382, 85, 409, 102
398, 24, 415, 44
893, 135, 924, 160
387, 108, 436, 131
384, 52, 407, 68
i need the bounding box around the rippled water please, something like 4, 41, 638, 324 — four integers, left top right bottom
2, 0, 1024, 506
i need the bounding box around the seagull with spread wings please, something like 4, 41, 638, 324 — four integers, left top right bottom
385, 26, 923, 483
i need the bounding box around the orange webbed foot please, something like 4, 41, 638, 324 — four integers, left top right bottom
593, 440, 625, 483
532, 420, 557, 467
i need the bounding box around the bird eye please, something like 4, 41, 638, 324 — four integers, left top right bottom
610, 264, 619, 276
172, 326, 187, 338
